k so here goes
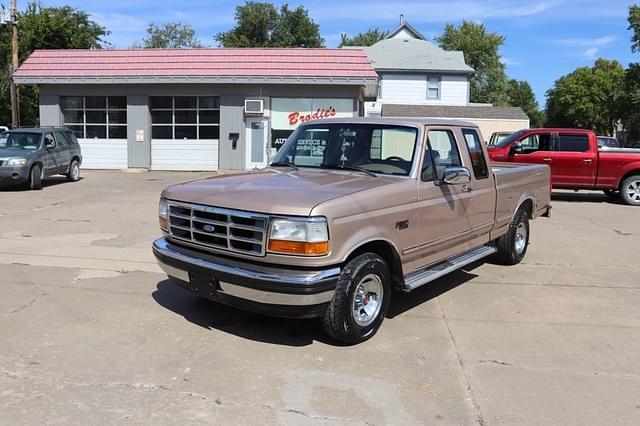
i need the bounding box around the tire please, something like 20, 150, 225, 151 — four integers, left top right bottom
603, 189, 619, 199
321, 253, 391, 345
29, 164, 43, 190
67, 159, 80, 182
495, 208, 530, 265
619, 175, 640, 206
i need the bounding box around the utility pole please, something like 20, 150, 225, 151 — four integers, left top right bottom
9, 0, 20, 128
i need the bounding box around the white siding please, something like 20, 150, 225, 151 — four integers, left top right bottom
379, 73, 469, 106
440, 75, 469, 105
380, 74, 427, 103
78, 139, 127, 169
151, 140, 218, 171
390, 28, 416, 39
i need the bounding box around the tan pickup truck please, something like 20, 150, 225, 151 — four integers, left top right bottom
153, 118, 551, 344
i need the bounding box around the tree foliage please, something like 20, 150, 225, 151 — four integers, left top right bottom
545, 59, 625, 135
629, 4, 640, 53
138, 22, 202, 48
436, 21, 509, 106
215, 1, 323, 48
0, 2, 108, 126
339, 28, 388, 47
506, 79, 544, 127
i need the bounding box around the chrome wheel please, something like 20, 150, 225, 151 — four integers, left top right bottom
514, 221, 527, 254
351, 273, 384, 327
71, 163, 79, 180
626, 179, 640, 203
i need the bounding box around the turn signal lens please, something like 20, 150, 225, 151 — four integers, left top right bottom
159, 198, 169, 231
268, 240, 329, 255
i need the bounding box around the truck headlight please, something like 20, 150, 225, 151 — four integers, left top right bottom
6, 158, 27, 166
268, 217, 329, 256
159, 198, 169, 231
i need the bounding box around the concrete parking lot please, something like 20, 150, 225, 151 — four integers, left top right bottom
1, 170, 639, 425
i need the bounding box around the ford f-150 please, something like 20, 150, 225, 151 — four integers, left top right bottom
153, 118, 551, 344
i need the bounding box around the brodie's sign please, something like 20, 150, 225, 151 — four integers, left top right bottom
288, 107, 337, 126
271, 98, 354, 130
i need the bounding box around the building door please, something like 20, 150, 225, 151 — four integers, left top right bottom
245, 117, 269, 169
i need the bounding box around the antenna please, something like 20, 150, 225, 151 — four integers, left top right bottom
400, 14, 404, 24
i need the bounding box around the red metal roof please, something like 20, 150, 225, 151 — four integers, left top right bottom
15, 48, 377, 80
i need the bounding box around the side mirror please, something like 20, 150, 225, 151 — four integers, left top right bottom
442, 167, 472, 185
510, 142, 523, 155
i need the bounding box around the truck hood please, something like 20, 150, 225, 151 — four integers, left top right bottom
162, 169, 400, 216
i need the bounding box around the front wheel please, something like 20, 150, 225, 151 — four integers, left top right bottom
495, 208, 530, 265
321, 253, 391, 345
29, 164, 43, 190
67, 159, 80, 182
620, 175, 640, 206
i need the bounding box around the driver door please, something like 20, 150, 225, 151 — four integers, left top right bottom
42, 133, 60, 175
413, 128, 471, 270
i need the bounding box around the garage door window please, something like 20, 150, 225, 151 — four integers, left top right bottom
62, 96, 127, 139
150, 96, 220, 140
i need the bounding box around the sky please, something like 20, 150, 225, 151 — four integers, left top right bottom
15, 0, 639, 106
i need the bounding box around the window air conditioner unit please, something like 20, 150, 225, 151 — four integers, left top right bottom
244, 99, 264, 115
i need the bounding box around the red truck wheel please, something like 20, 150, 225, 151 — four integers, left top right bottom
620, 175, 640, 206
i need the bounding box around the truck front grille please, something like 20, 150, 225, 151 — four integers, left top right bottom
167, 202, 269, 256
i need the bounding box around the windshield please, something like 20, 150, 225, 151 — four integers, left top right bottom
494, 129, 527, 148
271, 124, 418, 176
0, 132, 42, 150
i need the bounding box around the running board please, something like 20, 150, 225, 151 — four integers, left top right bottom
402, 245, 497, 292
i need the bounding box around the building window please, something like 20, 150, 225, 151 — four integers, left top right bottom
150, 96, 220, 140
62, 96, 127, 139
427, 76, 441, 100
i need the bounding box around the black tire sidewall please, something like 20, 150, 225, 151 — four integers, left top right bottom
30, 165, 42, 190
510, 210, 530, 263
620, 176, 640, 206
331, 254, 391, 343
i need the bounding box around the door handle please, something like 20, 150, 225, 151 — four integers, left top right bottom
462, 184, 473, 193
582, 158, 593, 164
542, 157, 552, 162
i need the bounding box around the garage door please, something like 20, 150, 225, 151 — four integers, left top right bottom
62, 96, 128, 169
150, 96, 219, 171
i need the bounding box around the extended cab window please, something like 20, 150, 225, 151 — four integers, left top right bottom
557, 134, 589, 152
273, 124, 418, 176
462, 129, 488, 179
427, 130, 462, 180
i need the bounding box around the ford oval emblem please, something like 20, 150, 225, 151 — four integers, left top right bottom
202, 224, 215, 233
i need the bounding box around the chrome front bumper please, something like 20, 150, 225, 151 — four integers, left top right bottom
152, 237, 340, 317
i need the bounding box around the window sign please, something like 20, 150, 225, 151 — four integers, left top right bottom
270, 98, 355, 155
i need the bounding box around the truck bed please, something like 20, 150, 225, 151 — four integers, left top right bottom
492, 162, 551, 231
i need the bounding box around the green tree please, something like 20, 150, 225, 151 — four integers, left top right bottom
215, 1, 323, 48
545, 58, 625, 135
339, 28, 388, 47
506, 79, 544, 127
629, 4, 640, 52
138, 22, 202, 48
0, 2, 108, 126
436, 21, 509, 105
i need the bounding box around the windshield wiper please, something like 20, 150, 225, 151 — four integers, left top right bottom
269, 162, 299, 171
321, 164, 377, 177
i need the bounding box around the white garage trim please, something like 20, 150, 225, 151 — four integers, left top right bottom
78, 138, 127, 169
151, 139, 219, 171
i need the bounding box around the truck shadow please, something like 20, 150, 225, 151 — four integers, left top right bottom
152, 262, 482, 347
0, 176, 83, 191
551, 191, 625, 205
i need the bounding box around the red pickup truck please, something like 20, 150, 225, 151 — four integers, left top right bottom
487, 128, 640, 206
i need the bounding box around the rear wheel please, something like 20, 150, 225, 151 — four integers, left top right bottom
29, 164, 43, 190
620, 175, 640, 206
495, 208, 530, 265
67, 159, 80, 182
321, 253, 390, 345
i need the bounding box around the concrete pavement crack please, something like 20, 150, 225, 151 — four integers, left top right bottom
436, 298, 487, 426
478, 359, 512, 366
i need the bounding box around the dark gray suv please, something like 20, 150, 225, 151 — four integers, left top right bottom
0, 128, 82, 190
